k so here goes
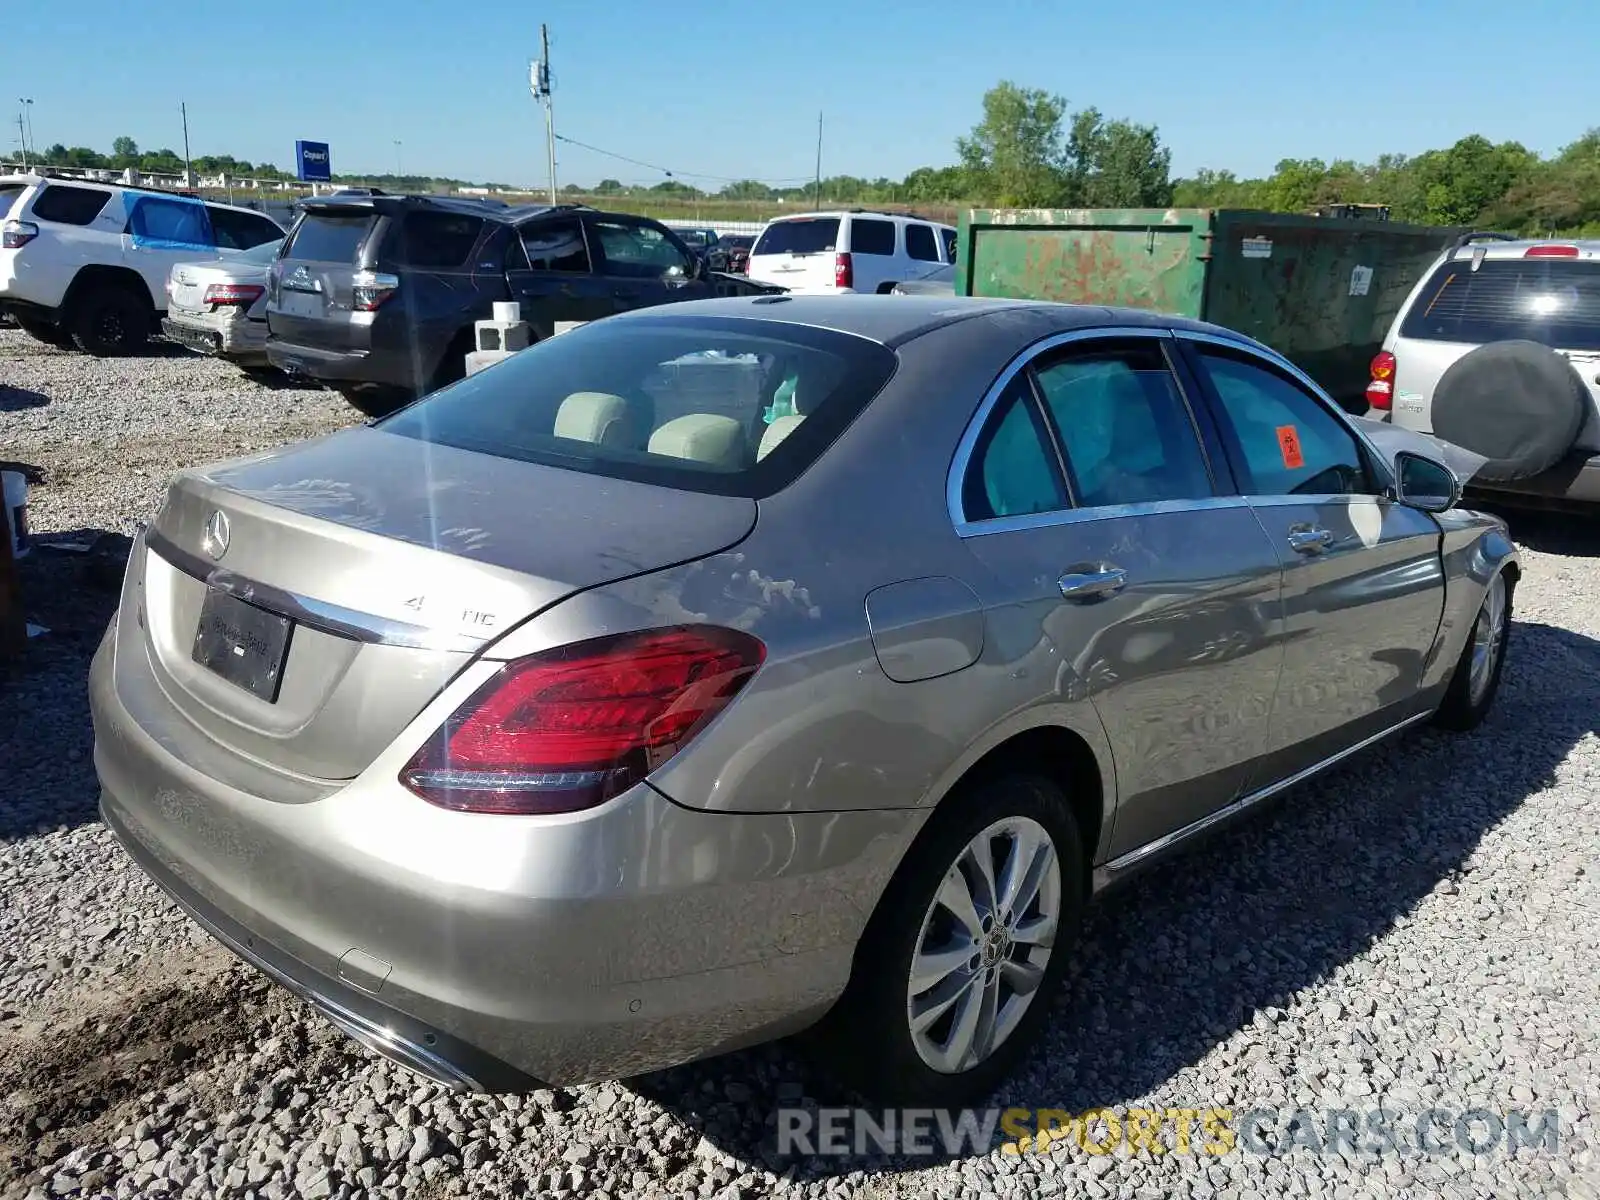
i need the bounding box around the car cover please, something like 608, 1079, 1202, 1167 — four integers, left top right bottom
1427, 340, 1589, 482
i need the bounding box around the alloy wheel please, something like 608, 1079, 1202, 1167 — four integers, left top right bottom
906, 815, 1061, 1074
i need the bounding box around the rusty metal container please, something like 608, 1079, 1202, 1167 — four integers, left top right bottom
956, 207, 1463, 410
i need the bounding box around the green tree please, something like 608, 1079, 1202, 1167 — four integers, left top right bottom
957, 82, 1070, 207
111, 136, 139, 164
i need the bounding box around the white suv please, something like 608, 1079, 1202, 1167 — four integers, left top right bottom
1368, 233, 1600, 509
745, 210, 957, 295
0, 174, 284, 355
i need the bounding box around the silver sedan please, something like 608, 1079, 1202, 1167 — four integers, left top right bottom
90, 295, 1518, 1105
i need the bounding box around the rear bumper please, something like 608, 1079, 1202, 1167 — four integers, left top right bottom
1465, 451, 1600, 509
90, 615, 915, 1088
162, 311, 269, 363
265, 338, 384, 386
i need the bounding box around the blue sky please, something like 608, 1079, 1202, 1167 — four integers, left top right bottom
4, 0, 1594, 187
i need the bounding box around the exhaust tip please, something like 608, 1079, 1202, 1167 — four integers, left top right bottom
314, 1001, 484, 1092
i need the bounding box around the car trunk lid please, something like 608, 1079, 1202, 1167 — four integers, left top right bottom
131, 425, 758, 780
168, 259, 270, 315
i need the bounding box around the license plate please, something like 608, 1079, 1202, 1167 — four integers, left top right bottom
279, 290, 321, 318
192, 588, 293, 703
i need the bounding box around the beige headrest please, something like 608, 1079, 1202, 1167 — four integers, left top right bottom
757, 414, 805, 461
648, 414, 747, 469
554, 392, 633, 448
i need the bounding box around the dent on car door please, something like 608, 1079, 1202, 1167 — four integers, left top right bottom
1179, 334, 1447, 785
954, 332, 1285, 862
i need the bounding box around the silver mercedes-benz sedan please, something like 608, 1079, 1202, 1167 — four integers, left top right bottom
90, 295, 1519, 1105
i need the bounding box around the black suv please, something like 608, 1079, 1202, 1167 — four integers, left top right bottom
264, 193, 779, 412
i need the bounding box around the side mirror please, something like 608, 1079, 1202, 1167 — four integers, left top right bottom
1394, 450, 1461, 513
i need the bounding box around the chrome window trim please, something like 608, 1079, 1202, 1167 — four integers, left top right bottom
948, 325, 1184, 537
144, 526, 488, 653
1172, 328, 1399, 496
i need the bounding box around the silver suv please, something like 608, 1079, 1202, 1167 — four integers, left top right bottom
1367, 233, 1600, 509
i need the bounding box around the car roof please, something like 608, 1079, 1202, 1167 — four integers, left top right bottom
763, 209, 951, 227
607, 293, 1261, 351
1446, 238, 1600, 262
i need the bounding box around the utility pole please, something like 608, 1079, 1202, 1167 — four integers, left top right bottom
180, 101, 192, 187
17, 99, 33, 160
531, 27, 556, 205
15, 113, 27, 171
813, 112, 823, 208
393, 140, 403, 178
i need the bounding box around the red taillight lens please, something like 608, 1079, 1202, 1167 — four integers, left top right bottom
401, 625, 766, 815
1524, 244, 1580, 258
352, 270, 399, 312
2, 220, 39, 249
834, 252, 853, 289
202, 283, 266, 308
1366, 350, 1396, 411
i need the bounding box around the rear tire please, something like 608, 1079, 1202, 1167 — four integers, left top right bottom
336, 385, 410, 419
68, 286, 153, 356
1434, 569, 1513, 732
14, 314, 76, 350
809, 773, 1086, 1107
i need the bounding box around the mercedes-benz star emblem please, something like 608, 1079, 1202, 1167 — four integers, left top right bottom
201, 510, 231, 560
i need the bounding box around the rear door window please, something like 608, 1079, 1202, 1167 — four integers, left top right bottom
285, 212, 376, 262
125, 196, 213, 248
208, 206, 283, 250
377, 315, 898, 498
905, 223, 939, 262
849, 219, 896, 256
31, 184, 112, 225
1399, 258, 1600, 352
392, 211, 485, 268
941, 228, 957, 261
518, 217, 590, 272
1031, 340, 1215, 507
962, 375, 1068, 521
752, 218, 840, 256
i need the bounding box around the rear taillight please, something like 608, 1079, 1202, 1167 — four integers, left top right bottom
351, 270, 399, 312
202, 283, 265, 308
834, 252, 853, 289
1, 220, 38, 250
400, 625, 765, 815
1366, 350, 1396, 411
1524, 244, 1580, 258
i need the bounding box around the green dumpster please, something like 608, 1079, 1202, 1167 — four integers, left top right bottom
955, 207, 1465, 411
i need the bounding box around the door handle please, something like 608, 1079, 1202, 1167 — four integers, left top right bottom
1059, 567, 1127, 602
1287, 527, 1334, 554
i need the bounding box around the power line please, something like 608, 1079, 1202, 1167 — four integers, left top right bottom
551, 131, 813, 187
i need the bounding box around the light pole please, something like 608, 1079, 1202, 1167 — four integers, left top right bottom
17, 98, 33, 161
393, 140, 403, 178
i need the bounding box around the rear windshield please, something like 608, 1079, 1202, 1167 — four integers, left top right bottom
0, 184, 25, 219
752, 218, 840, 257
378, 315, 898, 498
284, 212, 375, 263
1400, 258, 1600, 352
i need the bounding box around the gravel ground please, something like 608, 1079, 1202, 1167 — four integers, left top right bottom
2, 325, 1598, 1199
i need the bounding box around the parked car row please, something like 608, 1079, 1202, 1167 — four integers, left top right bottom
0, 174, 790, 415
0, 173, 283, 354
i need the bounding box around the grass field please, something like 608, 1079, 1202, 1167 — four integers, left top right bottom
197, 186, 968, 228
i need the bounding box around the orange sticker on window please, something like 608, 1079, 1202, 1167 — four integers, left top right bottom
1276, 424, 1305, 470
